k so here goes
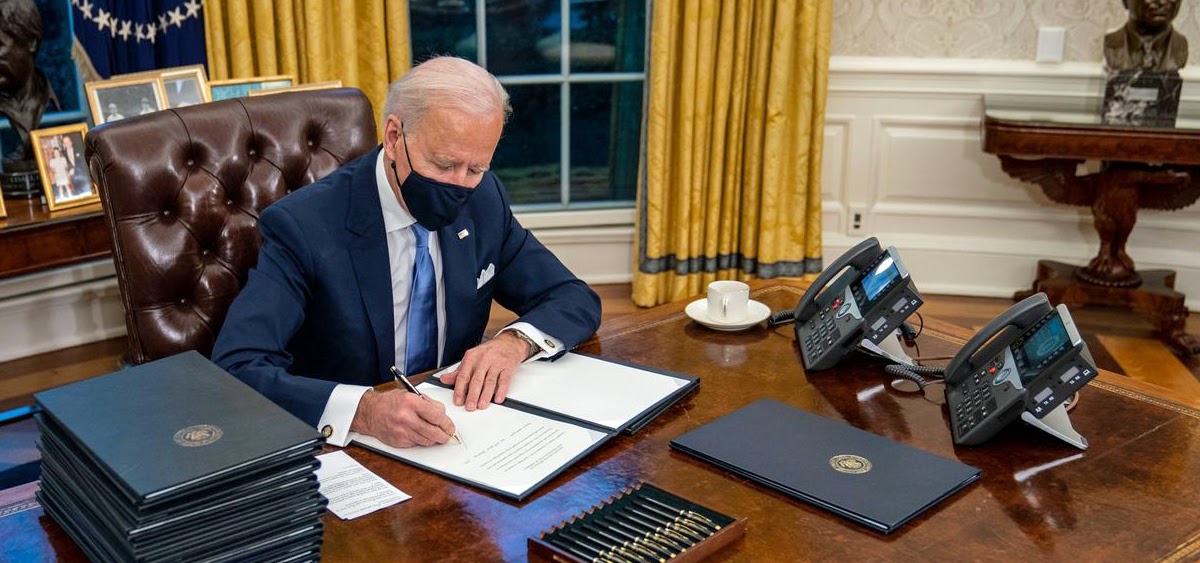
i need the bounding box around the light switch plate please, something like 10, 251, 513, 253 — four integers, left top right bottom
1037, 27, 1066, 63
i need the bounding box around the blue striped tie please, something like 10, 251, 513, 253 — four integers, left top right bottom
405, 224, 437, 375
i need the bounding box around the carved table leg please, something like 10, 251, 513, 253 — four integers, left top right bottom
1078, 173, 1139, 286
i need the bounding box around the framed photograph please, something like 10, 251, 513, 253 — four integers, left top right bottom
247, 80, 343, 97
0, 190, 6, 219
209, 75, 295, 101
85, 76, 168, 126
111, 65, 211, 109
31, 123, 98, 212
161, 66, 211, 108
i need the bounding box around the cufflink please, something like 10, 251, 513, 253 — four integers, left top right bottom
321, 425, 333, 438
545, 339, 555, 349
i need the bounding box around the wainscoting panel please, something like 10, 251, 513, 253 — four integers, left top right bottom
827, 57, 1200, 309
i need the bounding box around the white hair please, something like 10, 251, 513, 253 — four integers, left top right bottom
381, 56, 512, 136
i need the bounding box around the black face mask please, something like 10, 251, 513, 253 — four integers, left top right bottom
390, 123, 477, 231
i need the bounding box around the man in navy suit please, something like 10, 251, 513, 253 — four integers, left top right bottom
212, 57, 602, 449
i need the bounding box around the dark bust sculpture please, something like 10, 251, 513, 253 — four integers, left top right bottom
0, 0, 57, 161
1104, 0, 1188, 71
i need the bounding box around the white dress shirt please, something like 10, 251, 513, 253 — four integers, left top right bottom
318, 151, 563, 446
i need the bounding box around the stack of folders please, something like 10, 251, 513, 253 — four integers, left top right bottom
34, 351, 327, 563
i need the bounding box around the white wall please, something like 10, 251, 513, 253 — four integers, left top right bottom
821, 57, 1200, 307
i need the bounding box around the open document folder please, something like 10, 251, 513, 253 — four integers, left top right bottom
352, 353, 698, 500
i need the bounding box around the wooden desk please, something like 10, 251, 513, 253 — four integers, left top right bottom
3, 281, 1200, 561
0, 198, 109, 280
982, 111, 1200, 355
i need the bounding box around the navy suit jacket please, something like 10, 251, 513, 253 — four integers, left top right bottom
211, 147, 602, 425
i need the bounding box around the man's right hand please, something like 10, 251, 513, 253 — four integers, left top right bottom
350, 389, 457, 448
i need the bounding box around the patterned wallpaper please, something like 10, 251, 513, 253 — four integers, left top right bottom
832, 0, 1200, 63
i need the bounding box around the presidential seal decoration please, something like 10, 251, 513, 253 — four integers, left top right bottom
830, 454, 872, 474
174, 424, 223, 447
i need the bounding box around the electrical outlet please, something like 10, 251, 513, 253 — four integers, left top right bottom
848, 207, 866, 235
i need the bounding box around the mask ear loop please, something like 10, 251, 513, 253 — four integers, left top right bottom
390, 119, 415, 185
399, 121, 418, 172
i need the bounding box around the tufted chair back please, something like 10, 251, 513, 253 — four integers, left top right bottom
87, 88, 377, 365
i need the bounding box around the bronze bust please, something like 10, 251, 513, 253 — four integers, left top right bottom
1104, 0, 1188, 71
0, 0, 57, 161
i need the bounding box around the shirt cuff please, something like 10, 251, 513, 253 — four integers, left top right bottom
317, 384, 372, 447
499, 322, 563, 362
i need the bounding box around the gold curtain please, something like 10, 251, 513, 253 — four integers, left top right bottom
633, 0, 832, 306
204, 0, 411, 123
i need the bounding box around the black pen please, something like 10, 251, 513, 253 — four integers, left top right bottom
391, 366, 464, 445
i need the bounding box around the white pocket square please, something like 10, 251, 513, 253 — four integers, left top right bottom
476, 263, 495, 289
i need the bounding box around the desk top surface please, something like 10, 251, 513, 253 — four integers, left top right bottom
3, 280, 1200, 562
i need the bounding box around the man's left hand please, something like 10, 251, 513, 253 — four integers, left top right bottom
439, 331, 531, 411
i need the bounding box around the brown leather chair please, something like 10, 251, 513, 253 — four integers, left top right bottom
86, 88, 378, 365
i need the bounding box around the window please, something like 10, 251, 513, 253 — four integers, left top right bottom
409, 0, 646, 211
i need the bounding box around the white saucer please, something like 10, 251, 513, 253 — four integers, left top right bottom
685, 299, 772, 332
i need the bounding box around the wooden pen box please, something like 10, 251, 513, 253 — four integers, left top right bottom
528, 482, 746, 562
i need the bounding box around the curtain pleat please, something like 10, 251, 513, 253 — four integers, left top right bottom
634, 0, 831, 306
204, 0, 412, 125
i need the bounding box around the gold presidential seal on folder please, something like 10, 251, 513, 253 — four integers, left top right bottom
173, 424, 223, 447
830, 454, 872, 474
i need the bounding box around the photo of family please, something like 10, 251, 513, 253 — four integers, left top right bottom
31, 123, 98, 211
85, 77, 168, 126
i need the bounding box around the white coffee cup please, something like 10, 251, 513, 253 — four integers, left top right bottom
707, 280, 750, 322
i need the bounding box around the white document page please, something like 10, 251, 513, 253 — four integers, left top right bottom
350, 385, 608, 498
315, 450, 410, 520
480, 352, 690, 430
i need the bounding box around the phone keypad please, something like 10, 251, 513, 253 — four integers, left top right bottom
802, 306, 842, 359
951, 368, 998, 437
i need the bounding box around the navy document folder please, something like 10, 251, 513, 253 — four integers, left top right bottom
34, 351, 327, 562
670, 398, 980, 533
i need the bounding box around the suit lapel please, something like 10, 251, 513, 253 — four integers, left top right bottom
346, 147, 394, 380
439, 216, 477, 361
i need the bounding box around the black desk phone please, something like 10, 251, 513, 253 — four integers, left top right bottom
770, 237, 923, 371
943, 293, 1098, 446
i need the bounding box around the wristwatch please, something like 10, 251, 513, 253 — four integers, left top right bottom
510, 330, 541, 360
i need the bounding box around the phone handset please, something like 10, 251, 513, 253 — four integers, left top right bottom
767, 237, 884, 327
943, 293, 1053, 385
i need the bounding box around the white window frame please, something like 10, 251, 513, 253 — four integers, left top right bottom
469, 0, 645, 215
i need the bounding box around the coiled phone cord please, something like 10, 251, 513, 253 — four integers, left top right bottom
884, 363, 945, 391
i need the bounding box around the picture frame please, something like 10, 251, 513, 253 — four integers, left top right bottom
0, 190, 7, 219
160, 65, 211, 108
209, 75, 296, 101
247, 80, 344, 97
30, 123, 98, 212
85, 76, 169, 126
111, 65, 211, 109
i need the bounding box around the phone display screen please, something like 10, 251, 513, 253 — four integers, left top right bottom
1018, 316, 1070, 382
860, 256, 900, 305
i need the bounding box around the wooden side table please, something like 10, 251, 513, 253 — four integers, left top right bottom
983, 106, 1200, 355
0, 198, 110, 280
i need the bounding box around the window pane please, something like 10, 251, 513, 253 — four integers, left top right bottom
570, 0, 646, 73
410, 1, 477, 63
494, 84, 561, 205
486, 0, 560, 75
570, 81, 642, 204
